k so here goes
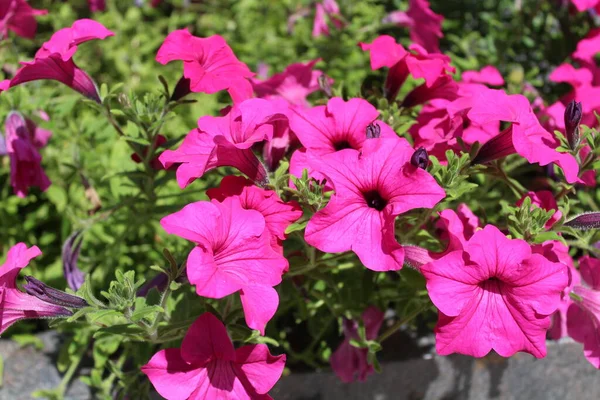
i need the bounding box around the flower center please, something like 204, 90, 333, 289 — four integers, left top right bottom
363, 190, 387, 211
333, 140, 353, 151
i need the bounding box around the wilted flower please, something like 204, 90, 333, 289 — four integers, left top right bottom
23, 276, 88, 308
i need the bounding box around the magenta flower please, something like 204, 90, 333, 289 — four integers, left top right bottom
461, 66, 504, 86
0, 243, 72, 334
421, 225, 568, 357
571, 0, 600, 12
360, 36, 455, 102
4, 111, 51, 197
305, 138, 445, 272
207, 175, 302, 254
382, 0, 443, 53
450, 88, 580, 183
289, 97, 398, 183
312, 0, 344, 37
567, 256, 600, 368
330, 306, 384, 383
161, 197, 288, 334
516, 191, 562, 229
88, 0, 106, 12
0, 0, 47, 40
142, 312, 285, 400
7, 19, 114, 102
156, 29, 254, 102
435, 204, 479, 255
160, 98, 286, 188
251, 59, 332, 107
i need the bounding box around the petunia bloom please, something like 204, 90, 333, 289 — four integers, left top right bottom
516, 191, 562, 229
142, 312, 286, 399
6, 19, 114, 102
0, 243, 72, 334
330, 306, 384, 383
161, 197, 288, 334
4, 111, 51, 197
312, 0, 344, 37
88, 0, 106, 12
159, 98, 286, 188
421, 225, 568, 357
382, 0, 443, 53
567, 256, 600, 368
305, 138, 445, 272
0, 0, 47, 40
156, 29, 254, 102
207, 175, 302, 254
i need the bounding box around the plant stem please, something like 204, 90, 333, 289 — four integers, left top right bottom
377, 303, 430, 343
57, 333, 91, 397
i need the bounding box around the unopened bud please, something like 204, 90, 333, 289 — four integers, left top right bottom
366, 122, 381, 139
23, 276, 88, 309
564, 100, 582, 151
410, 147, 429, 169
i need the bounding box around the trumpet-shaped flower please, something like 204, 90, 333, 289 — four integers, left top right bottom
161, 197, 287, 334
159, 98, 286, 188
305, 138, 445, 271
421, 225, 568, 358
382, 0, 443, 53
156, 29, 254, 102
207, 175, 302, 254
4, 111, 51, 197
330, 306, 384, 383
142, 312, 286, 400
0, 0, 47, 40
0, 243, 72, 334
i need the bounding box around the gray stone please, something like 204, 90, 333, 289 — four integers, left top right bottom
0, 332, 90, 400
272, 339, 600, 400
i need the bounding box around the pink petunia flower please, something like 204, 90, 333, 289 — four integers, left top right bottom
421, 225, 568, 357
142, 312, 286, 399
435, 203, 479, 253
330, 306, 384, 383
312, 0, 344, 37
571, 0, 600, 12
305, 138, 445, 272
567, 256, 600, 368
516, 191, 562, 229
0, 0, 47, 40
207, 175, 303, 254
88, 0, 106, 12
382, 0, 443, 53
461, 66, 504, 86
0, 243, 72, 334
161, 197, 288, 334
6, 19, 113, 102
156, 29, 254, 103
159, 98, 287, 188
251, 59, 332, 107
4, 111, 51, 197
449, 88, 580, 183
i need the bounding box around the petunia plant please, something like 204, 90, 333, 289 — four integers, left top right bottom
2, 1, 600, 399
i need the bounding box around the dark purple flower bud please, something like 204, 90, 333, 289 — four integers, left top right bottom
564, 212, 600, 230
318, 74, 332, 98
137, 273, 169, 297
411, 147, 429, 169
63, 230, 85, 291
564, 100, 582, 151
23, 276, 88, 309
366, 122, 381, 139
472, 127, 516, 164
170, 76, 192, 102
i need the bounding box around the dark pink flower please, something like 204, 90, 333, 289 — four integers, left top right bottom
7, 19, 113, 102
330, 306, 384, 383
421, 225, 568, 357
0, 243, 72, 334
516, 191, 562, 229
450, 88, 580, 183
382, 0, 443, 53
207, 175, 303, 254
571, 0, 600, 12
305, 138, 445, 272
142, 312, 285, 399
4, 112, 51, 197
131, 134, 168, 170
312, 0, 344, 37
0, 0, 47, 40
573, 28, 600, 64
88, 0, 106, 12
251, 59, 332, 107
462, 66, 504, 86
289, 97, 399, 183
161, 197, 288, 334
159, 98, 287, 188
435, 203, 479, 255
156, 29, 254, 102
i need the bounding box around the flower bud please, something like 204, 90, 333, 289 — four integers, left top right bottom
63, 230, 85, 291
564, 212, 600, 230
410, 147, 429, 169
23, 276, 88, 309
564, 100, 582, 151
366, 122, 381, 139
